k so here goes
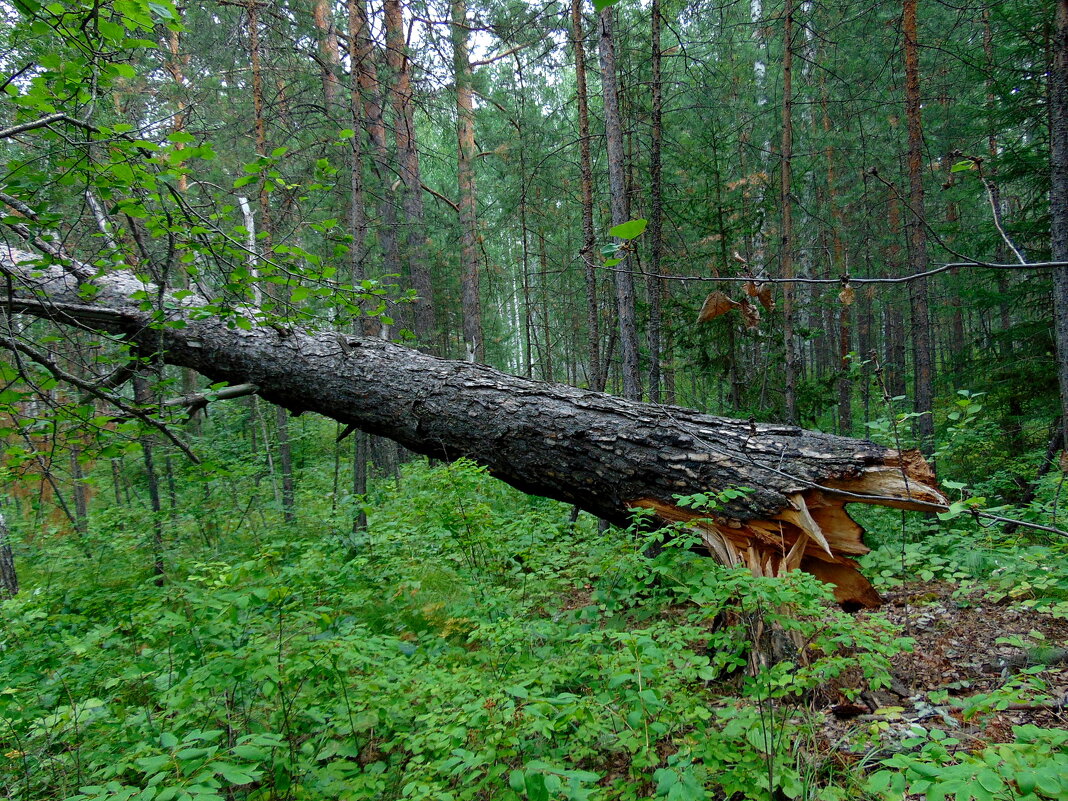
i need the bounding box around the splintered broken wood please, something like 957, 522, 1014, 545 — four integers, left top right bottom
631, 457, 943, 610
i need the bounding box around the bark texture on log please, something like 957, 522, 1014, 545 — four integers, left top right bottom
0, 247, 946, 608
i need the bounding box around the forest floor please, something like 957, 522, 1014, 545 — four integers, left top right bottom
824, 580, 1068, 759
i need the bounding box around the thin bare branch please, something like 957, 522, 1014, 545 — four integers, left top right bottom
597, 259, 1068, 287
421, 182, 459, 212
470, 42, 532, 67
0, 113, 98, 140
158, 382, 259, 410
0, 331, 199, 463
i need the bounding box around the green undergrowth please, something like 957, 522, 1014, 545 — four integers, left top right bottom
854, 497, 1068, 801
2, 450, 1067, 801
859, 517, 1068, 619
2, 455, 905, 801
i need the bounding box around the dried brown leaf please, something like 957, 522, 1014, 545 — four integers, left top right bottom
697, 291, 739, 323
743, 280, 774, 311
739, 298, 761, 330
838, 285, 856, 306
756, 284, 775, 312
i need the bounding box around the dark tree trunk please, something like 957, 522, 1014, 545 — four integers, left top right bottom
69, 445, 90, 538
647, 0, 664, 405
598, 7, 641, 400
134, 373, 165, 584
984, 9, 1013, 358
0, 508, 16, 598
780, 0, 797, 424
885, 189, 907, 399
385, 0, 436, 351
353, 430, 369, 533
571, 0, 601, 392
347, 0, 371, 286
819, 43, 851, 436
360, 34, 403, 315
1051, 0, 1068, 452
1, 251, 947, 609
903, 0, 935, 453
164, 28, 201, 427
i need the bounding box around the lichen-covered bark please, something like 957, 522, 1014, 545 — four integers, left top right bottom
1, 248, 945, 606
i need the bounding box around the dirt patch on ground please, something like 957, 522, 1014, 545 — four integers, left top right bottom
823, 581, 1068, 754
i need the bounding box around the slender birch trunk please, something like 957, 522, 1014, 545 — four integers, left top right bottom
452, 0, 484, 362
247, 0, 296, 522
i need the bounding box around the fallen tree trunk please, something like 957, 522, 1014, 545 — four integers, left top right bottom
0, 246, 945, 608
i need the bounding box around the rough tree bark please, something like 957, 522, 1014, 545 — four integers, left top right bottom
384, 0, 436, 351
163, 26, 200, 426
1051, 0, 1068, 453
134, 372, 165, 584
358, 1, 404, 312
817, 22, 851, 436
885, 189, 907, 399
570, 0, 601, 392
0, 247, 946, 609
0, 508, 16, 598
598, 6, 641, 400
647, 0, 664, 405
347, 0, 372, 530
312, 0, 341, 111
902, 0, 935, 454
780, 0, 797, 425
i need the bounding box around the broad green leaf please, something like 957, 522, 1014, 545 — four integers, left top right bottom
213, 763, 256, 785
525, 773, 549, 801
609, 218, 648, 239
148, 1, 176, 19
509, 770, 525, 792
109, 62, 138, 79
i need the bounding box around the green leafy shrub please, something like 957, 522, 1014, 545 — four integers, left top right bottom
1, 457, 914, 801
867, 725, 1068, 801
